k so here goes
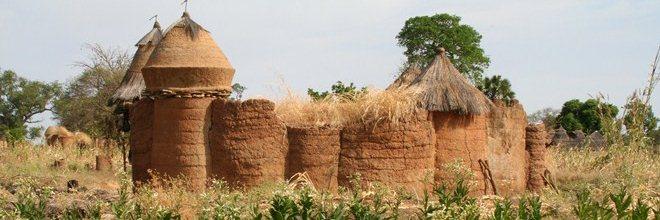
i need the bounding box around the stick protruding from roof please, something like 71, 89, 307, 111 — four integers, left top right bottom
136, 20, 163, 46
164, 11, 206, 40
404, 48, 491, 115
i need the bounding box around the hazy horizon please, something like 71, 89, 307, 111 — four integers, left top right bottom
1, 1, 659, 129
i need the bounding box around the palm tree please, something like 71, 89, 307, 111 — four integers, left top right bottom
477, 75, 516, 104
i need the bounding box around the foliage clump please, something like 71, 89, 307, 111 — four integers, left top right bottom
0, 69, 60, 142
556, 99, 618, 133
396, 13, 489, 84
307, 81, 367, 102
477, 75, 516, 105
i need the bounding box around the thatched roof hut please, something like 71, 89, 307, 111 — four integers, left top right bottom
406, 49, 491, 115
109, 21, 163, 106
142, 12, 235, 97
386, 65, 421, 90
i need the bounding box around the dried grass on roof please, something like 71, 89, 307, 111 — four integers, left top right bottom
275, 85, 418, 127
406, 50, 491, 115
109, 22, 162, 105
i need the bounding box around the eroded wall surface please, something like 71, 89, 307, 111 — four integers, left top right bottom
339, 112, 435, 193
209, 99, 287, 188
286, 126, 341, 192
433, 112, 489, 195
486, 100, 528, 196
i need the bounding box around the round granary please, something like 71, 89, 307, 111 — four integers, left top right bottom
209, 99, 287, 189
285, 125, 341, 192
129, 99, 154, 185
338, 111, 435, 194
150, 97, 213, 190
486, 100, 528, 196
142, 13, 234, 95
432, 112, 489, 195
526, 124, 547, 191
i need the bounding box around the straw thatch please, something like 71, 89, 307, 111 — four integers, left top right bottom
386, 65, 421, 90
406, 49, 491, 115
109, 21, 162, 105
142, 12, 235, 96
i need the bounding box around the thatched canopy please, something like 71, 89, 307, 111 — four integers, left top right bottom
109, 21, 162, 106
406, 49, 491, 115
386, 65, 421, 90
142, 12, 235, 95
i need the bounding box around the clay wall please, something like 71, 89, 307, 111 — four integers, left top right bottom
486, 100, 528, 196
432, 112, 489, 195
129, 99, 154, 185
150, 98, 213, 190
209, 99, 287, 188
526, 124, 547, 191
285, 125, 341, 192
338, 111, 435, 194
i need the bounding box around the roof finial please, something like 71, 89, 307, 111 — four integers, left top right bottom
182, 0, 189, 13
149, 14, 160, 29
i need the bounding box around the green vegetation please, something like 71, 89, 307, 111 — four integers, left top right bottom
231, 83, 247, 100
307, 81, 367, 102
556, 99, 618, 133
397, 13, 489, 83
52, 44, 128, 139
0, 69, 60, 143
477, 75, 516, 104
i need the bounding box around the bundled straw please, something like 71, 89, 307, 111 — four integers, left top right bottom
275, 87, 419, 127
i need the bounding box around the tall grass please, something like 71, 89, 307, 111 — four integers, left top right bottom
275, 86, 419, 128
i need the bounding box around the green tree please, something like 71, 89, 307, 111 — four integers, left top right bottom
477, 75, 516, 104
307, 81, 367, 102
0, 69, 61, 142
231, 83, 247, 100
623, 100, 658, 134
396, 13, 489, 83
52, 44, 128, 138
557, 99, 618, 133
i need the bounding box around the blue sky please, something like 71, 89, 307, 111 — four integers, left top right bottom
0, 1, 658, 128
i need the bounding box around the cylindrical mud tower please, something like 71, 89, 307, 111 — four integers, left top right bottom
338, 111, 436, 194
526, 124, 547, 191
110, 21, 162, 186
210, 99, 287, 188
141, 12, 235, 190
286, 125, 341, 192
401, 49, 492, 195
129, 99, 154, 185
150, 98, 213, 187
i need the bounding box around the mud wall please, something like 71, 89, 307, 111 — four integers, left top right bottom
129, 99, 154, 185
150, 98, 213, 190
286, 125, 341, 192
339, 111, 435, 194
432, 112, 489, 195
526, 124, 547, 191
210, 99, 287, 188
486, 100, 527, 196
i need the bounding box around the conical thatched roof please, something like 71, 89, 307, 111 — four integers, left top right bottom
109, 21, 163, 106
386, 65, 421, 90
142, 12, 235, 95
406, 49, 491, 115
